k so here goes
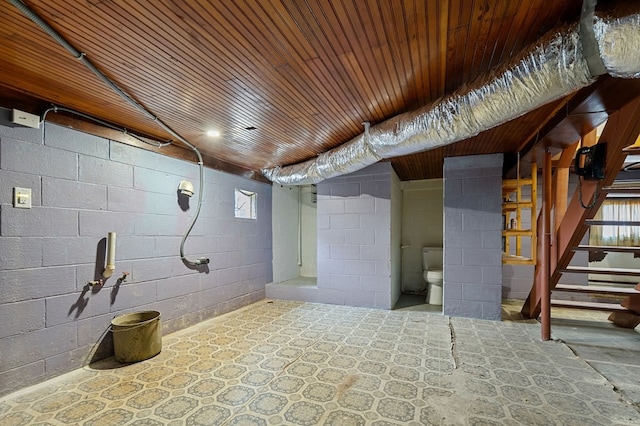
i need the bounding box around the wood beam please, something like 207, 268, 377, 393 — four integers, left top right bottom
582, 127, 598, 148
554, 141, 580, 232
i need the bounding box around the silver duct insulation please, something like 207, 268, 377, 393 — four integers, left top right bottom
596, 11, 640, 78
263, 7, 640, 185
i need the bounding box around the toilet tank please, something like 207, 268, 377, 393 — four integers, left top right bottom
422, 247, 443, 270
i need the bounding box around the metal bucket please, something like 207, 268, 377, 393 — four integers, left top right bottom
111, 310, 162, 363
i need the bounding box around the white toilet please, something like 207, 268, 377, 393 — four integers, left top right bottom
422, 247, 443, 305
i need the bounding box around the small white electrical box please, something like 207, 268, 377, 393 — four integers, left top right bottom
12, 109, 40, 129
13, 187, 32, 209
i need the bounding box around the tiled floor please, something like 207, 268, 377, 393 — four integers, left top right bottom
1, 299, 639, 425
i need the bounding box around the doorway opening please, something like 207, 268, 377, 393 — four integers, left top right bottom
397, 179, 444, 311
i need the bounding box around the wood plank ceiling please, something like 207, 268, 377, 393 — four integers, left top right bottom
0, 0, 611, 182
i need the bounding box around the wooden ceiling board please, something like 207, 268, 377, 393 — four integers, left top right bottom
1, 0, 615, 182
1, 3, 177, 141
40, 0, 330, 164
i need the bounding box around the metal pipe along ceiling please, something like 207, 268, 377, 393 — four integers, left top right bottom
262, 4, 640, 186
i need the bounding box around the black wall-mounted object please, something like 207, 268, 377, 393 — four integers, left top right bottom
575, 143, 606, 180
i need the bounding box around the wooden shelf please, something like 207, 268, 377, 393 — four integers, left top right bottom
503, 229, 533, 237
502, 178, 533, 191
502, 201, 533, 211
502, 254, 535, 265
502, 163, 537, 265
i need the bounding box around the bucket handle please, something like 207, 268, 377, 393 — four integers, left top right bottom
111, 315, 161, 332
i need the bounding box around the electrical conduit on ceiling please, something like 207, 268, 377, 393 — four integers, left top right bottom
262, 0, 640, 185
9, 0, 210, 268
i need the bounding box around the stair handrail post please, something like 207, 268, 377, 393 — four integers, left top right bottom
541, 149, 553, 340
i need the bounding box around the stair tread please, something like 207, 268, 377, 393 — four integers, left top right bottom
585, 220, 640, 226
562, 266, 640, 276
551, 299, 628, 311
573, 245, 640, 254
554, 284, 640, 295
603, 183, 640, 193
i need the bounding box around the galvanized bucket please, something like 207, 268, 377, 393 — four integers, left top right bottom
111, 310, 162, 363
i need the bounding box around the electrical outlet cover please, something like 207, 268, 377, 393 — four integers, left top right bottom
12, 109, 40, 129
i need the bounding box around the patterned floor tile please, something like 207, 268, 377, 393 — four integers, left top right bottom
126, 388, 171, 409
185, 404, 231, 426
1, 300, 639, 425
284, 401, 325, 425
153, 395, 198, 420
54, 400, 106, 424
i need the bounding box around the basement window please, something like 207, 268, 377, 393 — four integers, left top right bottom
235, 189, 257, 219
590, 198, 640, 246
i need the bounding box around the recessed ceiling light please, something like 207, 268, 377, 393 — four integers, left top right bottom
206, 130, 220, 137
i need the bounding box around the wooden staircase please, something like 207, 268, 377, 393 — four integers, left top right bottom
520, 97, 640, 338
553, 241, 640, 326
554, 180, 640, 321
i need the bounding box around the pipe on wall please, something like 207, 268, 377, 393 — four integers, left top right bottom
541, 152, 553, 341
262, 2, 640, 185
297, 186, 302, 267
102, 232, 116, 279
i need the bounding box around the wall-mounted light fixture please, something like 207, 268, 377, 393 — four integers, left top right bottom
178, 180, 194, 197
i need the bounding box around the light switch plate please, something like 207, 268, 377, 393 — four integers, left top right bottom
13, 187, 32, 209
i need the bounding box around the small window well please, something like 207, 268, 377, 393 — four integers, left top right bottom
235, 188, 257, 219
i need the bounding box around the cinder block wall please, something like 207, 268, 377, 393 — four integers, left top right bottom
0, 108, 272, 396
443, 154, 503, 320
316, 163, 395, 309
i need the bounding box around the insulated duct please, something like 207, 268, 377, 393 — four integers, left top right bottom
262, 4, 640, 185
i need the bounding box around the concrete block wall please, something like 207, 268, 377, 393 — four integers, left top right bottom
443, 154, 503, 320
316, 163, 395, 309
0, 108, 272, 397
